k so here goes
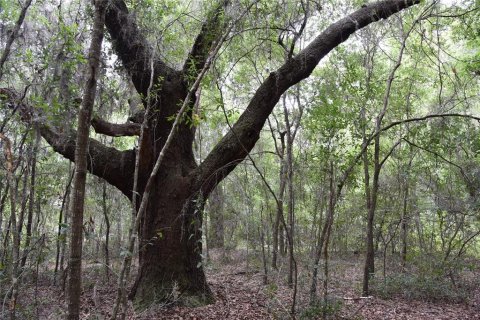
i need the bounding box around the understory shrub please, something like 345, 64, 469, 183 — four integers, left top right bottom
371, 273, 471, 303
300, 296, 343, 319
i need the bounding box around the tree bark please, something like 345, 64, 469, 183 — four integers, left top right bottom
1, 0, 420, 309
21, 127, 40, 268
54, 168, 73, 284
208, 183, 225, 249
401, 156, 413, 268
0, 184, 8, 261
67, 1, 106, 319
286, 125, 295, 288
310, 162, 335, 303
0, 0, 33, 80
102, 182, 111, 280
272, 130, 287, 269
0, 133, 20, 320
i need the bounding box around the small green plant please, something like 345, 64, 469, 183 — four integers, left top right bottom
265, 282, 278, 299
300, 297, 343, 320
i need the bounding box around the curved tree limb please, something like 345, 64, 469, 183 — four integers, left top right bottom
41, 128, 135, 198
195, 0, 421, 192
0, 88, 135, 198
105, 0, 179, 96
182, 0, 230, 79
403, 137, 475, 195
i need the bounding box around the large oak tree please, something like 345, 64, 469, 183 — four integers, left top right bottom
2, 0, 420, 308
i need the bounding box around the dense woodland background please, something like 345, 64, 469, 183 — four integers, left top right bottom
0, 0, 479, 319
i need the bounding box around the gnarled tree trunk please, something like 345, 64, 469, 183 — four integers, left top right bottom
1, 0, 420, 309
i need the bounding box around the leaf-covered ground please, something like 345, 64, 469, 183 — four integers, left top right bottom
15, 250, 480, 319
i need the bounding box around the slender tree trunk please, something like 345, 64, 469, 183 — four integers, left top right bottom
0, 0, 33, 80
0, 133, 21, 320
272, 132, 287, 269
310, 162, 335, 304
54, 170, 73, 283
259, 206, 268, 285
286, 135, 295, 287
102, 182, 111, 280
401, 151, 414, 268
309, 186, 324, 259
60, 174, 72, 289
284, 88, 304, 286
0, 184, 9, 263
17, 155, 30, 238
361, 106, 374, 296
401, 175, 409, 268
208, 183, 224, 249
67, 2, 106, 318
116, 201, 122, 261
363, 109, 384, 297
322, 207, 333, 316
21, 128, 40, 268
322, 165, 335, 314
362, 22, 410, 295
415, 209, 426, 253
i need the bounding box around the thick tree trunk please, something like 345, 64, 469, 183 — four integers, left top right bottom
0, 0, 419, 310
129, 163, 213, 308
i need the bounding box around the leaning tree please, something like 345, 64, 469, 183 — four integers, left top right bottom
1, 0, 420, 308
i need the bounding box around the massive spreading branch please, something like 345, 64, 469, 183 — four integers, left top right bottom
193, 0, 421, 193
0, 0, 423, 308
0, 88, 135, 197
2, 0, 420, 202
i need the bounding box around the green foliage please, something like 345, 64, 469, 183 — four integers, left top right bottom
300, 297, 343, 320
265, 282, 278, 299
371, 273, 471, 303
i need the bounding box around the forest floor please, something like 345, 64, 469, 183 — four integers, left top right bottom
12, 250, 480, 319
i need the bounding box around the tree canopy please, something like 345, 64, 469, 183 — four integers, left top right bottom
0, 0, 479, 319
